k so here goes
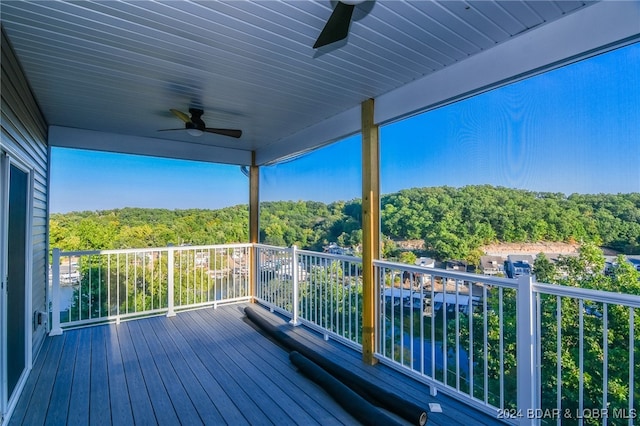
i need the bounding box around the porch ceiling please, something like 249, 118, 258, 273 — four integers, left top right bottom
1, 1, 639, 166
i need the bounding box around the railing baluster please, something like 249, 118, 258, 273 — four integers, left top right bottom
290, 245, 300, 326
499, 287, 504, 409
167, 246, 175, 317
579, 299, 584, 418
116, 253, 120, 324
629, 308, 635, 426
603, 303, 609, 426
556, 295, 562, 426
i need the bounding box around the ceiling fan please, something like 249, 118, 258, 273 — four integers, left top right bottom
159, 108, 242, 138
313, 0, 368, 49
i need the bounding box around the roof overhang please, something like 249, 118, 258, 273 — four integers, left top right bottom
3, 1, 639, 166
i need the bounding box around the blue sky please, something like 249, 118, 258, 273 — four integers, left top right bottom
51, 43, 639, 213
50, 152, 249, 212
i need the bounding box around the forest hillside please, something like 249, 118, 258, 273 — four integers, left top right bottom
50, 185, 640, 263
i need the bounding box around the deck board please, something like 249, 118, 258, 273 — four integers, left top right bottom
257, 307, 503, 426
9, 303, 506, 426
8, 334, 52, 425
45, 331, 79, 425
19, 331, 65, 425
104, 325, 134, 425
117, 322, 158, 425
67, 328, 91, 425
89, 326, 111, 426
153, 318, 226, 424
184, 312, 328, 424
184, 309, 300, 425
131, 321, 202, 425
204, 307, 356, 425
165, 312, 273, 425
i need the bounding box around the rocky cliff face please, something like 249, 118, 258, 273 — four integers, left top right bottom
480, 242, 580, 256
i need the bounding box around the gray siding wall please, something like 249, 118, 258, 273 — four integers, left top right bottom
1, 29, 49, 357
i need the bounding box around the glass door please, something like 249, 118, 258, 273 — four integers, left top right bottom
1, 154, 31, 420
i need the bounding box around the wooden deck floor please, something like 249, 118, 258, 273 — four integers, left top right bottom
9, 303, 504, 425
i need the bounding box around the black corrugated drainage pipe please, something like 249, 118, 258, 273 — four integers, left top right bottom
244, 306, 428, 426
290, 351, 404, 426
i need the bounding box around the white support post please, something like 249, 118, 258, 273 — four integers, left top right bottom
49, 248, 63, 336
516, 275, 537, 425
290, 245, 300, 326
167, 246, 176, 317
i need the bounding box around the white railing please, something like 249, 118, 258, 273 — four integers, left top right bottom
373, 260, 640, 425
50, 243, 252, 332
374, 260, 521, 418
532, 283, 640, 426
255, 244, 363, 348
49, 242, 639, 424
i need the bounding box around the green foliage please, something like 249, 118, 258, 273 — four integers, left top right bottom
51, 206, 250, 250
381, 186, 640, 261
51, 187, 640, 263
300, 260, 363, 343
398, 251, 417, 265
447, 288, 518, 407
536, 246, 640, 424
533, 252, 557, 283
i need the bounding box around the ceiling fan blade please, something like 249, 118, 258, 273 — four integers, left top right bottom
204, 128, 242, 139
313, 2, 355, 49
170, 108, 191, 123
157, 128, 186, 132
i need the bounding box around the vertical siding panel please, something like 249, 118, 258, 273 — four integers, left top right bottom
1, 28, 49, 358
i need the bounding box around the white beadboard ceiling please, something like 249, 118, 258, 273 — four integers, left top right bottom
1, 1, 639, 166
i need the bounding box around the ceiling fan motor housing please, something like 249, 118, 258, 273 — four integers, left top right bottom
188, 108, 206, 130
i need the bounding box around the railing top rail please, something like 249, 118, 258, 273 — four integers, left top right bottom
374, 259, 519, 289
297, 248, 362, 264
55, 242, 253, 257
255, 243, 291, 251
533, 281, 640, 307
53, 242, 640, 307
255, 243, 362, 263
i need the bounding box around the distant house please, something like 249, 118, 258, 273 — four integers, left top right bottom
323, 243, 353, 256
479, 256, 505, 276
506, 255, 534, 278
432, 293, 471, 315
605, 255, 640, 277
445, 260, 467, 272
415, 257, 435, 268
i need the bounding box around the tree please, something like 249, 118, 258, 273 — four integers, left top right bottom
536, 246, 639, 425
533, 252, 556, 283
399, 251, 417, 265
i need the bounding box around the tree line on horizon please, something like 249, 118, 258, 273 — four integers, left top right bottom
50, 185, 640, 263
